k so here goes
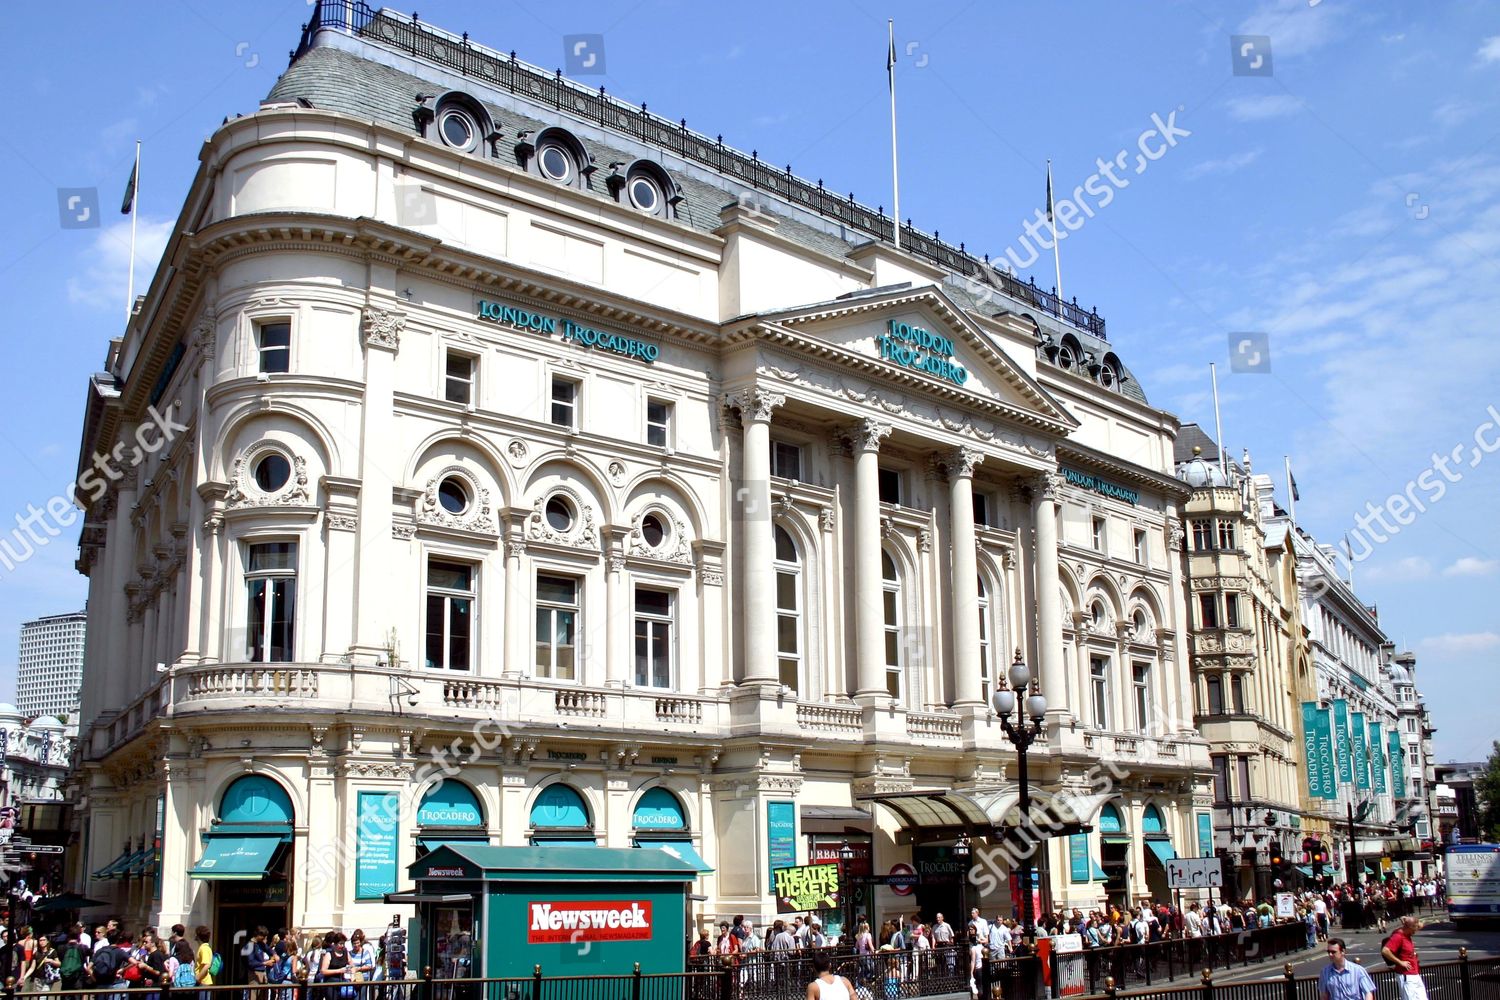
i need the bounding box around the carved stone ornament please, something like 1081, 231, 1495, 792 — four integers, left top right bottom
627, 507, 692, 563
1036, 471, 1063, 503
362, 306, 406, 352
507, 439, 529, 465
725, 386, 786, 423
848, 418, 893, 453
326, 513, 358, 532
392, 523, 417, 539
418, 467, 497, 534
819, 507, 836, 533
193, 317, 216, 361
526, 486, 600, 548
608, 460, 627, 486
700, 565, 725, 587
944, 447, 985, 479
224, 451, 311, 509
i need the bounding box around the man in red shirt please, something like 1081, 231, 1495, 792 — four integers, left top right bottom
1382, 915, 1427, 1000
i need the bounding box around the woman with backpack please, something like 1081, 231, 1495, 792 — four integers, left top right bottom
172, 941, 200, 990
321, 932, 354, 1000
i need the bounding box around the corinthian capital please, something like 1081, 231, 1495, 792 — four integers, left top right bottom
362, 306, 407, 353
1033, 470, 1063, 503
725, 386, 786, 423
943, 447, 985, 480
847, 418, 893, 453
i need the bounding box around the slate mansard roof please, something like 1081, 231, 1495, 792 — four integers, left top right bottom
263, 6, 1147, 403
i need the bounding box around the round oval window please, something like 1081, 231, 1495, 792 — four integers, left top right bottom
545, 496, 574, 532
253, 454, 291, 493
1100, 365, 1117, 388
438, 477, 470, 515
440, 109, 475, 149
641, 513, 666, 548
539, 144, 573, 182
628, 174, 660, 213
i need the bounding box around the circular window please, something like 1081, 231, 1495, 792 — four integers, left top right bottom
1057, 345, 1075, 371
438, 477, 470, 515
538, 143, 574, 183
253, 454, 291, 493
627, 174, 662, 213
545, 496, 575, 532
641, 513, 667, 548
439, 108, 476, 150
1100, 364, 1117, 389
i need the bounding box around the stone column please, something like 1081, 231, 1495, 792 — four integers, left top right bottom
852, 419, 893, 700
1032, 472, 1065, 707
727, 387, 784, 685
351, 300, 404, 659
946, 448, 984, 709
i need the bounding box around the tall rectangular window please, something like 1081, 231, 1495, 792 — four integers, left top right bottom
1212, 755, 1230, 803
1199, 593, 1219, 629
633, 588, 674, 689
550, 376, 578, 429
646, 399, 672, 448
1225, 592, 1242, 628
1218, 520, 1237, 550
1134, 529, 1148, 565
771, 441, 802, 480
245, 542, 296, 662
1206, 675, 1224, 714
1191, 519, 1213, 551
1132, 662, 1150, 731
1231, 673, 1246, 714
425, 559, 474, 671
972, 493, 989, 529
878, 467, 902, 505
444, 352, 476, 405
257, 322, 291, 374
1092, 517, 1107, 552
978, 579, 994, 706
775, 558, 802, 693
535, 574, 579, 680
883, 556, 903, 700
1236, 756, 1253, 802
1090, 656, 1109, 729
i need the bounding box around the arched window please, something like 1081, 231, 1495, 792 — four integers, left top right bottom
1133, 609, 1149, 639
186, 775, 294, 882
416, 781, 487, 855
1206, 674, 1224, 715
529, 784, 594, 846
773, 525, 803, 694
632, 787, 687, 832
882, 551, 903, 700
1141, 805, 1166, 835
1098, 803, 1125, 835
220, 775, 295, 825
978, 575, 994, 705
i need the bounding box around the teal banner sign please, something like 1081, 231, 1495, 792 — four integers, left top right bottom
1197, 812, 1214, 858
1302, 702, 1329, 799
1389, 730, 1406, 798
1069, 834, 1089, 883
477, 299, 659, 363
879, 320, 969, 386
1315, 706, 1338, 798
767, 801, 796, 893
1061, 468, 1141, 506
1332, 700, 1354, 785
1352, 711, 1371, 790
355, 791, 399, 899
1370, 723, 1387, 794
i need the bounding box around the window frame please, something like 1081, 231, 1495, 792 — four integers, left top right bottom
1236, 755, 1253, 803
1090, 655, 1110, 730
978, 575, 994, 705
773, 525, 803, 695
444, 350, 477, 406
256, 320, 291, 374
770, 441, 803, 481
1191, 519, 1213, 552
1212, 755, 1230, 803
534, 572, 581, 680
632, 586, 675, 690
1230, 673, 1246, 714
1217, 519, 1237, 550
972, 492, 990, 529
645, 398, 673, 449
1199, 592, 1219, 629
244, 540, 297, 664
425, 556, 476, 671
1134, 529, 1148, 566
550, 375, 579, 429
1205, 674, 1224, 715
882, 550, 904, 701
1225, 591, 1242, 629
1091, 516, 1106, 553
1132, 661, 1150, 731
877, 467, 903, 506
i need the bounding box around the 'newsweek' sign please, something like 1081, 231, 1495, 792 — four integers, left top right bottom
527, 901, 654, 943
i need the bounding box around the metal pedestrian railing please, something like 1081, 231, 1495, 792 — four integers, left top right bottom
1094, 951, 1500, 1000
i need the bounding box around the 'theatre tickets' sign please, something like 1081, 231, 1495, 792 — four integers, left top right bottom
527, 901, 654, 943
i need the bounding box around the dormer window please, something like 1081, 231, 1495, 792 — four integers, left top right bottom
430, 92, 492, 156
525, 128, 594, 189
608, 159, 680, 219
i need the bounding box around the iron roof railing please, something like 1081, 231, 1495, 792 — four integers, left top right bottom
295, 0, 1107, 339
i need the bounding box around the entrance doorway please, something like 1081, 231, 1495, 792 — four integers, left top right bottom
1101, 842, 1130, 909
213, 902, 288, 986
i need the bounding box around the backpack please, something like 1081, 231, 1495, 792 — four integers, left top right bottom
1381, 934, 1401, 968
60, 944, 84, 980
174, 962, 199, 988
267, 955, 291, 984
210, 952, 224, 978
92, 945, 120, 985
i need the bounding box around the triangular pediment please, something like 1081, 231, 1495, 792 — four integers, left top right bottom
753, 286, 1077, 431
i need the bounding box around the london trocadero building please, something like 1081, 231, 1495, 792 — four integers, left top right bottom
72, 3, 1213, 949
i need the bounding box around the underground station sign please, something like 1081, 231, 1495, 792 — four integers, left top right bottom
526, 900, 654, 944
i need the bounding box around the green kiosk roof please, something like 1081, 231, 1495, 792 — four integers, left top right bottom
411, 844, 700, 883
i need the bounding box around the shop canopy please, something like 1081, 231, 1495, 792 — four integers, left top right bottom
635, 838, 712, 872
90, 850, 133, 881
418, 836, 490, 852
189, 825, 291, 881
1296, 866, 1315, 877
1089, 854, 1108, 881
406, 843, 700, 883
1145, 840, 1177, 866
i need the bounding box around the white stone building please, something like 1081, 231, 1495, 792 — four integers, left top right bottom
17, 611, 86, 719
70, 3, 1211, 958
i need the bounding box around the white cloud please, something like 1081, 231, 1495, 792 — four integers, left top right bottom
1444, 557, 1499, 577
1363, 556, 1433, 581
1226, 95, 1304, 121
1183, 148, 1263, 180
66, 216, 174, 313
1433, 101, 1480, 129
1418, 632, 1500, 655
1477, 36, 1500, 64
1237, 0, 1339, 57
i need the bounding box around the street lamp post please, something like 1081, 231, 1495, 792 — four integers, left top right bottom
992, 649, 1047, 941
839, 840, 856, 943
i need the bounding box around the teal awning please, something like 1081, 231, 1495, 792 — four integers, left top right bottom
418, 836, 490, 852
1091, 856, 1108, 881
1296, 865, 1315, 877
91, 850, 132, 880
1102, 835, 1131, 845
636, 838, 712, 873
529, 836, 597, 848
125, 850, 149, 877
189, 834, 287, 880
1145, 839, 1176, 866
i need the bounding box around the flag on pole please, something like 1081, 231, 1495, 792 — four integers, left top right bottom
887, 24, 896, 91
121, 162, 138, 215
1289, 469, 1300, 501
1045, 166, 1055, 224
886, 19, 901, 251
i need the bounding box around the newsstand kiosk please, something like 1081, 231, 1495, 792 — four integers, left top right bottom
390, 845, 699, 979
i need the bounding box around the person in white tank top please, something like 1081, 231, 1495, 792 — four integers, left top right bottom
806, 954, 854, 1000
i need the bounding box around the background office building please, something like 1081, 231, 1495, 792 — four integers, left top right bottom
17, 610, 87, 719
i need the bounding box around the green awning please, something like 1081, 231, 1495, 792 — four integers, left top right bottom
1145, 839, 1176, 865
1091, 857, 1108, 881
636, 838, 712, 873
1296, 865, 1315, 877
189, 834, 286, 880
91, 851, 132, 880
418, 836, 490, 852
1102, 835, 1132, 845
125, 850, 148, 877
530, 837, 597, 848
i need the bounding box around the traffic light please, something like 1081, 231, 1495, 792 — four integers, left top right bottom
1269, 842, 1284, 867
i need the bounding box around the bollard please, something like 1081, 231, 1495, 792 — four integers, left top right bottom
1201, 967, 1214, 1000
420, 965, 434, 1000
1460, 947, 1471, 1000
1284, 963, 1296, 1000
633, 962, 643, 1000
1105, 976, 1117, 998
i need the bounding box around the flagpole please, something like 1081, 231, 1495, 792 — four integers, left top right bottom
125, 139, 140, 325
1284, 455, 1297, 522
1048, 159, 1064, 307
888, 19, 901, 251
1210, 362, 1227, 478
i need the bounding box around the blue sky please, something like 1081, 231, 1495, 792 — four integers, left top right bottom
2, 1, 1497, 761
